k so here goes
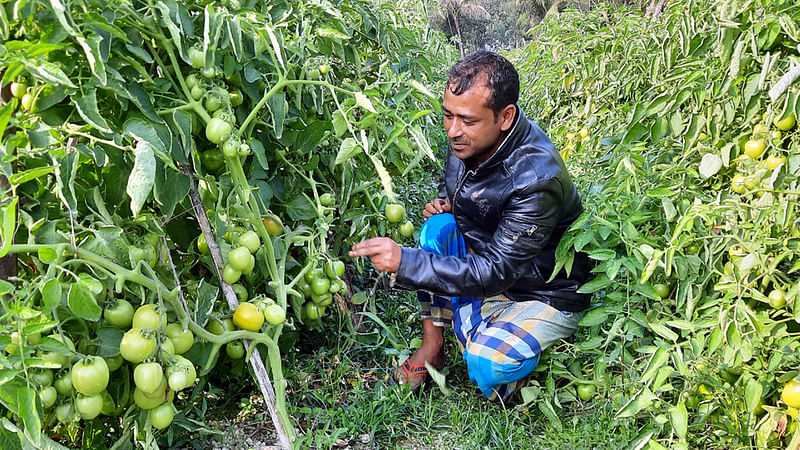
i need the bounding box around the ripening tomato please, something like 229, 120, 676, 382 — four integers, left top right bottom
783, 380, 800, 408
233, 303, 264, 331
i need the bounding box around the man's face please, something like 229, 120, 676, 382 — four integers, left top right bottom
442, 79, 514, 163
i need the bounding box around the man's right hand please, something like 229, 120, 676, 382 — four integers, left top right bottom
423, 199, 452, 221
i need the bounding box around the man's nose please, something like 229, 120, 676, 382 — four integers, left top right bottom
447, 120, 462, 138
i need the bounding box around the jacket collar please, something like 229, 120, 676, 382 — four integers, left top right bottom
473, 105, 529, 172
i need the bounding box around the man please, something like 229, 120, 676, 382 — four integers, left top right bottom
349, 51, 592, 402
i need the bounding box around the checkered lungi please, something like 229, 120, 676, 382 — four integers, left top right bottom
416, 213, 584, 402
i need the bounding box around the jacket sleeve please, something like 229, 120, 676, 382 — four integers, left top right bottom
437, 172, 448, 200
394, 177, 563, 298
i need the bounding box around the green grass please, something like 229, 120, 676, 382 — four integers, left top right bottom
281, 289, 640, 449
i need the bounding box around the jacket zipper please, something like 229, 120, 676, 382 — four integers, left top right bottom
452, 163, 474, 224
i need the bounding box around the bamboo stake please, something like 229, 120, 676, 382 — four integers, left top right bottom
183, 165, 292, 449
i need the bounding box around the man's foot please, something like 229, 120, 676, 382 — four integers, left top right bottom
394, 346, 445, 390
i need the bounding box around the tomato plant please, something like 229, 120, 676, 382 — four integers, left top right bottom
0, 0, 450, 445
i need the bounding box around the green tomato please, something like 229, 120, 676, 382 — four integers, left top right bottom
577, 384, 596, 401
324, 260, 345, 279
197, 234, 210, 254
71, 357, 110, 396
229, 89, 243, 106
769, 289, 786, 308
55, 402, 76, 423
76, 393, 104, 420
222, 264, 242, 284
228, 247, 252, 272
134, 362, 164, 394
238, 142, 250, 156
10, 81, 28, 99
304, 302, 322, 320
133, 387, 164, 410
188, 46, 204, 69
385, 204, 405, 223
201, 148, 225, 172
205, 93, 222, 112
232, 284, 249, 302
241, 253, 255, 275
304, 267, 324, 284
202, 67, 217, 79
104, 299, 135, 328
166, 356, 196, 391
238, 231, 260, 254
320, 193, 335, 207
132, 304, 166, 330
206, 317, 234, 335
150, 403, 175, 430
120, 328, 157, 363
225, 341, 245, 359
39, 386, 57, 409
104, 354, 123, 372
206, 118, 232, 144
190, 85, 204, 100
220, 138, 238, 158
165, 323, 194, 354
263, 304, 286, 326
55, 372, 73, 396
20, 93, 34, 111
30, 369, 53, 387
653, 283, 670, 299
185, 74, 199, 89
311, 277, 331, 296
399, 220, 414, 238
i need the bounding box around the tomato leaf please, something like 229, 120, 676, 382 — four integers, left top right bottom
0, 197, 17, 258
68, 283, 102, 321
74, 88, 112, 134
334, 138, 361, 165
94, 327, 123, 358
126, 141, 156, 217
39, 279, 62, 312
154, 164, 189, 217
16, 386, 41, 447
266, 92, 287, 139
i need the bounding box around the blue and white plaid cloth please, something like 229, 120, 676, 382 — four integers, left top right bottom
416, 213, 584, 401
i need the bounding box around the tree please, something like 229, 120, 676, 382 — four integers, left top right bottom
430, 0, 491, 56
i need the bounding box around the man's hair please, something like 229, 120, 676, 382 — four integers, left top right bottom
446, 51, 519, 118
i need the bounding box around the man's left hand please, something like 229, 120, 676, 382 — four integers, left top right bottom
349, 237, 402, 273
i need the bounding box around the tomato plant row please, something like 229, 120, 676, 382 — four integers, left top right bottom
516, 0, 800, 447
0, 0, 454, 447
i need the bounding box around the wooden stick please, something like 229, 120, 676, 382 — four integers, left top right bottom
183, 165, 291, 449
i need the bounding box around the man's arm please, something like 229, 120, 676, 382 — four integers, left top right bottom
393, 179, 562, 298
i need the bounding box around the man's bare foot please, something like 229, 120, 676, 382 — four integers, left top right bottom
395, 344, 445, 390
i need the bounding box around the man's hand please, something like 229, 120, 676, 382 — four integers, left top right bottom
423, 199, 452, 221
349, 237, 402, 273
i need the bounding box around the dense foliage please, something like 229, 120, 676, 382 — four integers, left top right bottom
514, 0, 800, 447
0, 0, 454, 447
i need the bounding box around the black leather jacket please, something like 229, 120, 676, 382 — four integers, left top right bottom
394, 106, 592, 312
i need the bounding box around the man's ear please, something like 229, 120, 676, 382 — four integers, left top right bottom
499, 104, 516, 131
